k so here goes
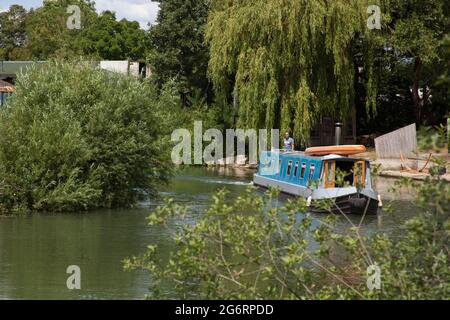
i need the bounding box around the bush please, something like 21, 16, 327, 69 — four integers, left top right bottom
417, 124, 448, 152
124, 162, 449, 299
0, 61, 174, 213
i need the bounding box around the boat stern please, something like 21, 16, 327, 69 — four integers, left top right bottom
310, 187, 379, 215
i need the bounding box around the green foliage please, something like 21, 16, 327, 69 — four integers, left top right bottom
0, 61, 174, 213
126, 164, 449, 300
206, 0, 382, 144
383, 0, 450, 124
417, 125, 448, 152
155, 79, 222, 132
77, 11, 148, 61
0, 5, 28, 60
387, 0, 449, 65
0, 1, 148, 61
23, 0, 97, 59
435, 35, 450, 94
148, 0, 211, 106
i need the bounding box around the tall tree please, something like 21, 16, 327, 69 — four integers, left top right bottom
206, 0, 381, 144
435, 36, 450, 98
0, 5, 28, 60
78, 11, 147, 61
24, 0, 97, 59
386, 0, 449, 124
148, 0, 211, 106
7, 0, 147, 61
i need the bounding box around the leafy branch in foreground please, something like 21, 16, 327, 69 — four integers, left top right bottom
125, 162, 449, 300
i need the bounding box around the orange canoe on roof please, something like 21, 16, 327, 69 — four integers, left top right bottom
305, 145, 366, 156
0, 80, 15, 93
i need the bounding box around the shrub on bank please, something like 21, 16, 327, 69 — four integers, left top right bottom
0, 61, 174, 213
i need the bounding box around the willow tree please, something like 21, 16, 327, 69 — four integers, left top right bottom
206, 0, 382, 144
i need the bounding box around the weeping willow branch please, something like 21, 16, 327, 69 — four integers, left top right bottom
206, 0, 383, 144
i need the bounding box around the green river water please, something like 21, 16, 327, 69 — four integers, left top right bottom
0, 167, 418, 299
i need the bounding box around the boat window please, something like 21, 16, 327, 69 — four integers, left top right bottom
327, 163, 333, 181
286, 161, 293, 176
300, 163, 306, 179
354, 161, 365, 187
309, 164, 316, 180
293, 162, 299, 177
366, 163, 371, 187
324, 161, 336, 188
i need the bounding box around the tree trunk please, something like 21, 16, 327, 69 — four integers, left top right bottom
411, 57, 422, 125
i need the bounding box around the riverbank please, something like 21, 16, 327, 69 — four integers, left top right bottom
206, 150, 450, 182
365, 150, 450, 182
379, 170, 450, 181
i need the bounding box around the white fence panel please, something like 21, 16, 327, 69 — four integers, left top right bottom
375, 124, 417, 159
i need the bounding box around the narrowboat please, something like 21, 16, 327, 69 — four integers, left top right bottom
253, 146, 381, 215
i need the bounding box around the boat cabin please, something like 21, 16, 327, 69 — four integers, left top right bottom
257, 151, 371, 190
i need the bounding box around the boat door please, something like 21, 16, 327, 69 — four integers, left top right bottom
324, 160, 336, 188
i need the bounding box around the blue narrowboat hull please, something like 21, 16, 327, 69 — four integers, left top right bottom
253, 174, 379, 215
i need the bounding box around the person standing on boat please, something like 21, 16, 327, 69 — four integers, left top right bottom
283, 132, 295, 151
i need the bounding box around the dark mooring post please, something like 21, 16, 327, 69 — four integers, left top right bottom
335, 122, 343, 145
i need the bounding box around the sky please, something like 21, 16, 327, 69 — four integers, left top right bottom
0, 0, 160, 29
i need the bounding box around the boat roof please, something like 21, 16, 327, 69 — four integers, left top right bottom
269, 149, 369, 161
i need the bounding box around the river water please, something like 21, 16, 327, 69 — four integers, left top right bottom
0, 167, 418, 300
